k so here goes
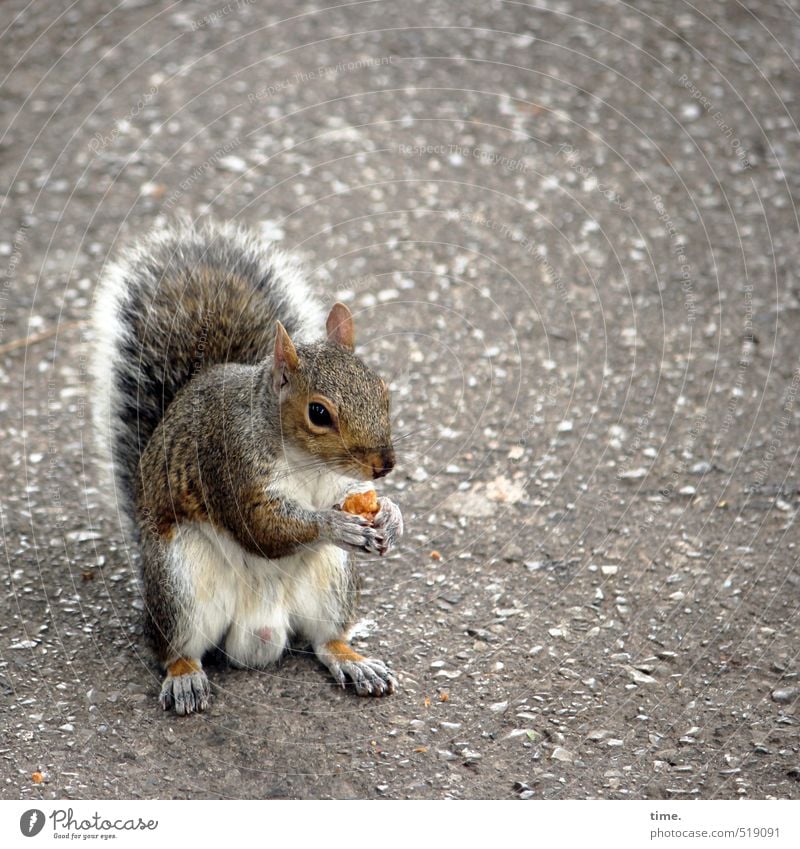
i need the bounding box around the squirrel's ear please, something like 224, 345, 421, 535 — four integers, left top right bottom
326, 302, 355, 351
273, 321, 299, 397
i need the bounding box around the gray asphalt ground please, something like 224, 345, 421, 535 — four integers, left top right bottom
1, 0, 799, 800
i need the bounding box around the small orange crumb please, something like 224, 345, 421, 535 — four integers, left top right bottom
342, 490, 379, 520
430, 550, 442, 561
439, 692, 449, 702
423, 696, 431, 708
31, 772, 44, 784
414, 746, 428, 753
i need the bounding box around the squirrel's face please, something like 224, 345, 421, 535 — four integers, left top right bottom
272, 307, 396, 481
283, 345, 395, 480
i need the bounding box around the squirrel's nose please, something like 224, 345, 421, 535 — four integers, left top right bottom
372, 448, 395, 479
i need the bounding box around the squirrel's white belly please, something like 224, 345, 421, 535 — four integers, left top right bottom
169, 520, 348, 667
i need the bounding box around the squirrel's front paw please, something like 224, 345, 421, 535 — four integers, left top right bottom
373, 497, 403, 555
323, 509, 385, 555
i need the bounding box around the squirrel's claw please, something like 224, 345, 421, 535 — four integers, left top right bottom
373, 497, 404, 556
329, 662, 347, 689
315, 642, 398, 696
353, 658, 397, 695
159, 667, 211, 716
324, 509, 386, 555
328, 657, 397, 696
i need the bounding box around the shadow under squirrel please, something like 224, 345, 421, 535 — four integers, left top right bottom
92, 219, 403, 714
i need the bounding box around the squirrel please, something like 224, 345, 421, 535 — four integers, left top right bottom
91, 218, 403, 715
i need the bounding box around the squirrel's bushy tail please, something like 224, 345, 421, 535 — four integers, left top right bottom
91, 218, 324, 521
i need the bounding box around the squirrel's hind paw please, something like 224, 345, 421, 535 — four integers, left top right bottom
316, 640, 397, 697
347, 657, 398, 696
159, 659, 211, 715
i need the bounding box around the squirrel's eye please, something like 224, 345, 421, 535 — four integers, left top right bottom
308, 402, 333, 428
